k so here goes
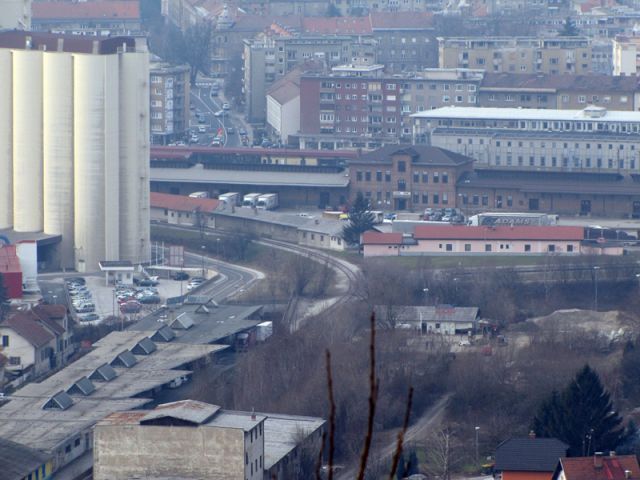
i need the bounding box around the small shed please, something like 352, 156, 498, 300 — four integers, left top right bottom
99, 260, 135, 286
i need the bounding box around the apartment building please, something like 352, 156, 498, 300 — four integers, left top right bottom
32, 1, 141, 36
330, 0, 440, 15
348, 145, 474, 211
438, 36, 593, 75
0, 0, 30, 29
150, 62, 191, 145
613, 34, 640, 76
243, 34, 376, 122
412, 106, 640, 173
477, 73, 640, 110
296, 67, 483, 150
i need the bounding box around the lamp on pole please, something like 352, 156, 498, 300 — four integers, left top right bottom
475, 426, 480, 464
423, 287, 429, 305
593, 266, 601, 311
201, 245, 206, 277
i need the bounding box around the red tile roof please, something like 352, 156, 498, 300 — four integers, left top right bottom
2, 312, 55, 348
0, 245, 21, 274
559, 455, 640, 480
414, 225, 584, 241
362, 231, 403, 245
150, 192, 221, 214
33, 1, 140, 20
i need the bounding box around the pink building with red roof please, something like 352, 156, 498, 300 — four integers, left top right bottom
363, 225, 624, 257
0, 245, 22, 299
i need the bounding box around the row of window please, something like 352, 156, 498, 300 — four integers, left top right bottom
355, 170, 449, 183
492, 155, 635, 170
486, 93, 629, 104
361, 190, 450, 205
432, 243, 575, 253
439, 118, 640, 133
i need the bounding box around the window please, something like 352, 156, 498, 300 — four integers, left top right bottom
507, 195, 513, 207
524, 244, 531, 252
2, 335, 8, 347
376, 171, 382, 181
442, 173, 448, 183
422, 193, 429, 204
433, 193, 439, 204
8, 356, 20, 365
74, 438, 80, 447
442, 193, 448, 205
548, 244, 556, 253
397, 161, 406, 172
398, 179, 406, 191
485, 244, 492, 252
365, 171, 371, 181
446, 244, 453, 251
433, 172, 439, 183
65, 444, 71, 454
413, 173, 419, 183
482, 195, 488, 206
567, 245, 574, 253
465, 244, 471, 252
356, 171, 363, 181
385, 172, 391, 182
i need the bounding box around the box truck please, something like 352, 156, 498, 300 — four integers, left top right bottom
256, 193, 279, 210
242, 193, 261, 207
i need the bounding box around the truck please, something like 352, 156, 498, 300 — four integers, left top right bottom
189, 191, 209, 199
242, 193, 261, 208
218, 192, 241, 207
467, 212, 558, 227
256, 193, 279, 210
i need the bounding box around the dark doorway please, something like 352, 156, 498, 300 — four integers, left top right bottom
528, 198, 539, 210
580, 200, 592, 216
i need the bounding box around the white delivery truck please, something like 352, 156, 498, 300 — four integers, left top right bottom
242, 193, 261, 208
218, 192, 241, 207
189, 191, 209, 198
256, 193, 279, 210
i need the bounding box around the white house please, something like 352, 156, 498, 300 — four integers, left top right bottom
266, 74, 301, 145
375, 305, 480, 335
0, 311, 58, 376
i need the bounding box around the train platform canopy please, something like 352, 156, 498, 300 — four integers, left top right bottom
150, 166, 349, 188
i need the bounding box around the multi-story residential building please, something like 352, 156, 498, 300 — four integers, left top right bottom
438, 36, 593, 75
150, 62, 191, 145
243, 34, 376, 122
348, 145, 474, 211
238, 0, 329, 16
93, 400, 325, 480
32, 1, 142, 36
330, 0, 440, 15
295, 67, 483, 150
478, 73, 640, 110
0, 31, 151, 271
613, 34, 640, 75
412, 106, 640, 173
0, 0, 31, 29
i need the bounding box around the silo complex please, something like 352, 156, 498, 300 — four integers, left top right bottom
0, 50, 12, 230
0, 32, 151, 271
43, 52, 74, 266
12, 49, 43, 233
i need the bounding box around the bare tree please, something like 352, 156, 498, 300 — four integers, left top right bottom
424, 426, 463, 480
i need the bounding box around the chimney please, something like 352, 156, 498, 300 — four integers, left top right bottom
251, 408, 256, 421
610, 451, 616, 457
528, 430, 536, 439
625, 470, 632, 479
594, 452, 604, 468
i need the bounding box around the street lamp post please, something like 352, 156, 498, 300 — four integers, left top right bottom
423, 287, 429, 305
475, 426, 480, 464
201, 245, 206, 277
593, 266, 601, 311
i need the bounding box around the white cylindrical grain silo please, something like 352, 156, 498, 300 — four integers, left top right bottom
73, 53, 120, 271
43, 51, 74, 267
12, 49, 43, 233
0, 50, 12, 230
119, 48, 150, 264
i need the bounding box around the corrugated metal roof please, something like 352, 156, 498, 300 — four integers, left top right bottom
375, 305, 479, 324
0, 438, 51, 480
110, 350, 138, 368
140, 400, 221, 426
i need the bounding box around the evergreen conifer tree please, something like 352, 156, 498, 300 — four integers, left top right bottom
342, 192, 376, 246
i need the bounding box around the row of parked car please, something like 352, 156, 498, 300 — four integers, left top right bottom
423, 208, 465, 223
66, 278, 100, 322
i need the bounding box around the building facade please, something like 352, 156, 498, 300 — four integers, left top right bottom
613, 34, 640, 76
412, 106, 640, 174
0, 32, 151, 271
0, 0, 31, 29
297, 67, 484, 150
32, 1, 142, 36
477, 73, 640, 111
348, 145, 474, 211
150, 62, 191, 145
438, 36, 593, 75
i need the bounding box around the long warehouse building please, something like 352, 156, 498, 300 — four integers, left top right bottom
0, 31, 150, 271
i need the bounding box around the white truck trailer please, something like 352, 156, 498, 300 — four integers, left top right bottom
218, 192, 241, 207
256, 193, 279, 210
242, 193, 261, 207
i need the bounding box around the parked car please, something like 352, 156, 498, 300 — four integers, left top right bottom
214, 110, 224, 117
139, 295, 161, 304
198, 125, 206, 133
226, 127, 235, 134
79, 313, 100, 322
222, 102, 230, 110
66, 277, 86, 285
238, 128, 247, 136
138, 279, 159, 287
76, 305, 95, 313
121, 300, 142, 314
172, 271, 189, 281
211, 139, 221, 147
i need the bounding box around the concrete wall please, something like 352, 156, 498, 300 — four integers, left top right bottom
94, 424, 246, 479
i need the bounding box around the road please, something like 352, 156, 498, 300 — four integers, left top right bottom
183, 250, 264, 302
336, 395, 451, 480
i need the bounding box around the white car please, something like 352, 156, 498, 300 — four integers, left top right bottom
214, 110, 224, 117
198, 125, 207, 133
222, 103, 230, 110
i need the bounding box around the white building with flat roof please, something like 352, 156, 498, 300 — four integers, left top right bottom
412, 106, 640, 173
